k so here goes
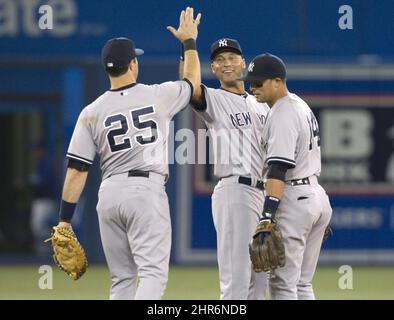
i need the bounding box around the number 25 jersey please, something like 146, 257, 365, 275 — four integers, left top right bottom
67, 81, 192, 179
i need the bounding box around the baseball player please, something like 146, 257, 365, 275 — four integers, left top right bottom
52, 7, 202, 299
245, 53, 332, 299
181, 38, 270, 299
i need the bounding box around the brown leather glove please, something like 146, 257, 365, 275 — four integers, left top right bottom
45, 227, 88, 280
323, 225, 333, 242
249, 219, 286, 273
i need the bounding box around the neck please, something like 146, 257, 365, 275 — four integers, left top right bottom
110, 72, 136, 90
269, 89, 288, 107
220, 80, 245, 94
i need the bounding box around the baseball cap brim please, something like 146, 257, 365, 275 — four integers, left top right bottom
135, 48, 144, 56
237, 72, 268, 82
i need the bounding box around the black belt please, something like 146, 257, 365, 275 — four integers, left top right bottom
128, 170, 150, 178
127, 170, 169, 183
287, 177, 310, 186
238, 176, 265, 190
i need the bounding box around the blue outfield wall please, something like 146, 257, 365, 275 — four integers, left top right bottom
326, 196, 394, 250
1, 0, 393, 60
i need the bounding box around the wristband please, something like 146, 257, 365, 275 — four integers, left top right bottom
59, 200, 77, 222
183, 38, 196, 51
261, 196, 280, 220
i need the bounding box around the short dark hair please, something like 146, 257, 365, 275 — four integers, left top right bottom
105, 65, 129, 77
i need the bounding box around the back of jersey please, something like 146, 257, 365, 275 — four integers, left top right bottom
67, 81, 191, 179
263, 93, 321, 180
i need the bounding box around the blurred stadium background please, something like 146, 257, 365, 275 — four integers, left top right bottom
1, 0, 393, 299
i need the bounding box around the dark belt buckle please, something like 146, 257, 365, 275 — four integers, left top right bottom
128, 170, 149, 178
256, 180, 265, 190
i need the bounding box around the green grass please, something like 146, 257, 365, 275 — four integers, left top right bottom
313, 267, 394, 300
0, 265, 393, 299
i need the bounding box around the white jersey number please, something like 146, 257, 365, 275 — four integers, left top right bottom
308, 111, 321, 150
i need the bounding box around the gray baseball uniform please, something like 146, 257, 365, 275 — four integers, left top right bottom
67, 80, 191, 299
262, 93, 332, 300
195, 85, 270, 300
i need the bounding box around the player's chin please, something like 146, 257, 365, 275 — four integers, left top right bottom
222, 73, 239, 82
222, 79, 239, 87
253, 94, 263, 102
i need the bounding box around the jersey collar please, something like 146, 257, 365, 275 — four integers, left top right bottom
219, 87, 248, 98
110, 83, 138, 92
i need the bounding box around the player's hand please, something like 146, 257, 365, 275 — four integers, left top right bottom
249, 218, 286, 273
254, 217, 271, 244
167, 7, 202, 42
253, 212, 275, 247
57, 221, 72, 230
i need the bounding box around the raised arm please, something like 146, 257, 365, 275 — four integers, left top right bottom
167, 7, 202, 102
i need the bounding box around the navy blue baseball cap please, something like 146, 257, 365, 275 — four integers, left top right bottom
210, 38, 242, 61
101, 37, 144, 69
243, 53, 286, 81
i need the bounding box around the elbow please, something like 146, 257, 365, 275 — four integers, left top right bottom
191, 82, 202, 102
184, 73, 200, 90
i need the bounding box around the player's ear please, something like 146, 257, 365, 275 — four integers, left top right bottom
242, 58, 246, 69
274, 78, 282, 89
210, 63, 216, 75
129, 58, 137, 70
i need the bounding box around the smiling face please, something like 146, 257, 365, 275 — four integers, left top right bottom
211, 51, 246, 86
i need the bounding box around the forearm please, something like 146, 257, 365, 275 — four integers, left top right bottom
183, 45, 202, 100
179, 55, 185, 79
261, 178, 285, 220
180, 54, 204, 107
62, 168, 88, 203
265, 178, 285, 200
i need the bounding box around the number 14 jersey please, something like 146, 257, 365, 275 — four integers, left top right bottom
262, 92, 322, 181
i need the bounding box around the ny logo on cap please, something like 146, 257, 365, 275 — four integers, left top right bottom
218, 39, 228, 47
248, 62, 255, 72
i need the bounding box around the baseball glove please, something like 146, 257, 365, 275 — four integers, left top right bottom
249, 219, 285, 273
45, 227, 88, 280
323, 225, 333, 242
